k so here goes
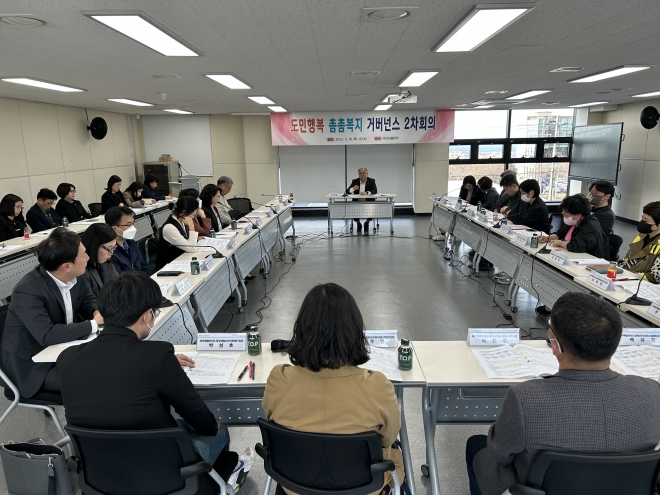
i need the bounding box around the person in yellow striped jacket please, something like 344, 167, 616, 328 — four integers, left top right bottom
620, 201, 660, 283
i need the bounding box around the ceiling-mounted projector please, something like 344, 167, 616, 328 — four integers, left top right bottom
388, 91, 417, 104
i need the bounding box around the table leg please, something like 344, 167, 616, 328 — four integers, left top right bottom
474, 254, 481, 275
396, 388, 416, 495
422, 387, 441, 495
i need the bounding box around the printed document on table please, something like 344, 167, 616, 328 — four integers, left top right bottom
612, 346, 660, 378
571, 258, 610, 265
197, 238, 231, 252
186, 353, 240, 385
359, 347, 403, 382
513, 344, 558, 376
159, 282, 173, 297
613, 280, 660, 300
177, 351, 199, 372
472, 346, 536, 379
0, 244, 23, 252
162, 261, 191, 272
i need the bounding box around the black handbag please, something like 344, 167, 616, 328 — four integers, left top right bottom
0, 439, 71, 495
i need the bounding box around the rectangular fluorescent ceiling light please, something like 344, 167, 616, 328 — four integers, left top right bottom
568, 102, 609, 108
248, 96, 275, 105
1, 77, 85, 92
632, 91, 660, 97
474, 105, 495, 109
268, 106, 287, 112
107, 98, 153, 107
506, 90, 551, 100
82, 11, 201, 56
435, 3, 535, 52
399, 71, 438, 87
374, 104, 392, 111
568, 65, 651, 83
382, 94, 398, 102
206, 74, 251, 89
163, 108, 193, 114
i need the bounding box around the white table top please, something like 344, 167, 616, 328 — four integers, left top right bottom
326, 194, 396, 200
621, 303, 660, 328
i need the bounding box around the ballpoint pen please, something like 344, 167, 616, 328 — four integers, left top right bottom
251, 362, 255, 380
249, 361, 253, 379
237, 365, 249, 381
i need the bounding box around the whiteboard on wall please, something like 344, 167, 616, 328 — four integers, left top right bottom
279, 146, 345, 203
142, 115, 213, 177
346, 144, 413, 202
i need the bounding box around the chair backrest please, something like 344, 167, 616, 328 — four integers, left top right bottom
256, 418, 389, 495
227, 197, 253, 215
549, 212, 563, 233
138, 237, 159, 273
88, 203, 103, 217
607, 233, 624, 261
525, 449, 660, 495
65, 425, 205, 495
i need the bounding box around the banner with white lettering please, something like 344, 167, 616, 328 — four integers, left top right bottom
271, 110, 454, 146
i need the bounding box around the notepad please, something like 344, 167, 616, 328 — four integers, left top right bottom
472, 344, 558, 379
184, 353, 240, 385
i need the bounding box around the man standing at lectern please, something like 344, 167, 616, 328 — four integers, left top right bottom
346, 167, 378, 235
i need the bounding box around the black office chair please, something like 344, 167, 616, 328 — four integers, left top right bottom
549, 213, 563, 233
607, 233, 624, 262
65, 425, 232, 495
227, 197, 253, 216
506, 449, 660, 495
0, 305, 71, 450
88, 203, 103, 217
138, 236, 159, 273
256, 418, 400, 495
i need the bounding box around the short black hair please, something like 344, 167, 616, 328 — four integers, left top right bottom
179, 188, 199, 199
36, 227, 81, 271
0, 194, 23, 217
173, 196, 199, 218
106, 175, 122, 190
478, 177, 493, 191
125, 181, 144, 201
287, 283, 369, 372
104, 206, 134, 227
81, 223, 117, 270
589, 180, 615, 199
144, 174, 158, 186
560, 194, 592, 217
643, 201, 660, 226
37, 188, 57, 201
500, 175, 519, 188
550, 292, 622, 361
519, 179, 540, 198
56, 183, 75, 199
98, 272, 162, 328
462, 175, 477, 186
200, 184, 220, 208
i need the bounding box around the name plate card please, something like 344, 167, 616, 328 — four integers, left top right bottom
500, 224, 513, 235
467, 328, 521, 346
587, 271, 615, 291
466, 208, 476, 218
274, 204, 281, 212
365, 330, 398, 348
196, 333, 247, 351
243, 224, 253, 235
549, 251, 569, 266
173, 276, 192, 296
477, 213, 488, 223
328, 192, 341, 197
620, 328, 660, 346
514, 234, 530, 247
453, 201, 461, 210
200, 255, 215, 272
648, 302, 660, 320
267, 209, 275, 218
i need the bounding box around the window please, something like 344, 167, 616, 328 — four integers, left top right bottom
449, 144, 471, 160
478, 144, 503, 159
508, 162, 569, 201
454, 110, 508, 139
543, 142, 569, 158
448, 163, 505, 196
511, 143, 536, 159
509, 109, 574, 138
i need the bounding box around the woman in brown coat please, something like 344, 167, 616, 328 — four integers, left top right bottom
262, 283, 404, 495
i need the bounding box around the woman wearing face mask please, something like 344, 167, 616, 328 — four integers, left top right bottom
503, 179, 551, 234
539, 194, 609, 259
80, 224, 119, 297
620, 201, 660, 283
156, 196, 200, 270
101, 175, 125, 213
123, 181, 155, 208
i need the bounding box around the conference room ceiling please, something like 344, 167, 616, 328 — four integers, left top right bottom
1, 0, 660, 115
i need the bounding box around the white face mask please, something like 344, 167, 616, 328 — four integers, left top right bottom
520, 194, 531, 203
121, 225, 137, 240
198, 199, 202, 209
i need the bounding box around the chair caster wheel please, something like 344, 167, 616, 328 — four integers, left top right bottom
511, 307, 518, 313
421, 464, 429, 478
390, 230, 394, 234
264, 274, 268, 279
242, 300, 248, 306
504, 300, 511, 306
238, 307, 245, 314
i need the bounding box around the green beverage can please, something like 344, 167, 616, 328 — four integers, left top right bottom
477, 202, 482, 212
501, 218, 508, 226
398, 338, 412, 371
231, 220, 237, 230
190, 257, 200, 275
248, 329, 261, 356
62, 217, 69, 228
209, 229, 216, 238
530, 234, 539, 249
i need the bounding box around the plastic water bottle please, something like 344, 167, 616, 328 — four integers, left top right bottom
190, 257, 200, 275
398, 339, 413, 371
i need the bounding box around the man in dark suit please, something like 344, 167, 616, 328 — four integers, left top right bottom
26, 188, 62, 233
1, 228, 101, 398
105, 206, 153, 276
465, 292, 660, 495
57, 272, 232, 489
345, 167, 377, 235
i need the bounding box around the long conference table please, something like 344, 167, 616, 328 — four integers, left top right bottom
429, 197, 660, 329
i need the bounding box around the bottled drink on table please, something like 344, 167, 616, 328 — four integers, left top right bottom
607, 264, 617, 279
62, 217, 69, 228
24, 227, 30, 239
190, 257, 200, 275
231, 220, 237, 230
477, 201, 482, 212
531, 233, 539, 249
209, 229, 215, 238
248, 328, 262, 356
398, 338, 412, 371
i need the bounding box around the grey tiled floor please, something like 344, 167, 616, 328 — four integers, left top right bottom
0, 216, 636, 494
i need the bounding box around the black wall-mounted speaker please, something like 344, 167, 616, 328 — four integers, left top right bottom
87, 117, 108, 140
640, 106, 660, 130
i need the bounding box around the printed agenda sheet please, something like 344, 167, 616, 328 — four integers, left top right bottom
612, 346, 660, 378
359, 347, 403, 382
185, 353, 240, 385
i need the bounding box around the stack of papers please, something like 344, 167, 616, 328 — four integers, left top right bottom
571, 258, 610, 265
197, 238, 231, 252
472, 345, 559, 379
359, 347, 403, 382
162, 260, 191, 272
180, 352, 240, 385
613, 280, 660, 301
612, 346, 660, 378
0, 244, 23, 252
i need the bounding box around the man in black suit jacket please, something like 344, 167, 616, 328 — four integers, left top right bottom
1, 228, 101, 398
57, 272, 231, 489
345, 167, 378, 234
25, 188, 62, 233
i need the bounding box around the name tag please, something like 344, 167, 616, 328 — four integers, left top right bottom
328, 192, 341, 197
430, 194, 437, 200
365, 330, 398, 348
467, 328, 521, 346
274, 204, 281, 212
248, 217, 263, 227
200, 255, 215, 272
267, 209, 274, 218
477, 213, 488, 223
243, 224, 252, 235
514, 234, 530, 246
620, 328, 660, 346
500, 225, 513, 235
549, 251, 569, 265
466, 208, 476, 218
649, 302, 660, 320
173, 276, 192, 296
587, 271, 614, 291
228, 237, 237, 250
197, 333, 246, 351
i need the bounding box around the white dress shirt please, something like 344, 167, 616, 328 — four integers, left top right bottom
162, 216, 199, 253
46, 271, 97, 334
358, 180, 371, 195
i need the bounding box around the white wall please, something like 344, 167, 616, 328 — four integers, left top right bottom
0, 97, 136, 211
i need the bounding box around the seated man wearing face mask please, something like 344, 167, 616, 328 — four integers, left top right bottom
620, 201, 660, 283
502, 179, 551, 234
588, 180, 616, 235
104, 206, 153, 276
